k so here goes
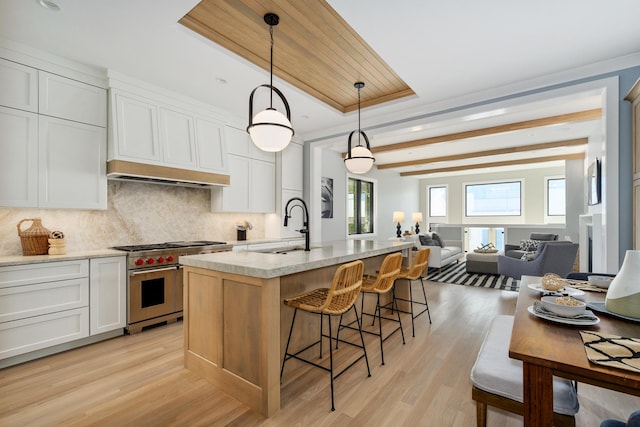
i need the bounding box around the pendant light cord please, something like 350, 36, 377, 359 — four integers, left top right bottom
269, 24, 274, 109
357, 85, 362, 146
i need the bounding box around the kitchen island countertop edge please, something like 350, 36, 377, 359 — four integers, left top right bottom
179, 239, 414, 279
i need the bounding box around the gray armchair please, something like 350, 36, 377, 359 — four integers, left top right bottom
497, 241, 578, 280
504, 233, 559, 259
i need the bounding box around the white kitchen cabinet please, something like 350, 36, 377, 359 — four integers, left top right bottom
38, 116, 107, 209
0, 58, 108, 210
0, 106, 38, 207
211, 156, 275, 213
225, 125, 275, 162
111, 90, 161, 161
195, 117, 227, 173
159, 106, 196, 168
38, 71, 107, 126
0, 58, 38, 112
268, 140, 304, 239
109, 88, 229, 175
0, 259, 90, 361
252, 159, 276, 212
218, 154, 251, 212
212, 126, 276, 213
0, 308, 89, 361
89, 256, 126, 335
281, 141, 303, 192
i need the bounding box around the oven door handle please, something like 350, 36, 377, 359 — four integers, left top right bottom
130, 266, 178, 276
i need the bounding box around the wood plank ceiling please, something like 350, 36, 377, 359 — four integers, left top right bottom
179, 0, 415, 113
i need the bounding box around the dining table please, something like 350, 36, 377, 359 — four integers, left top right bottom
509, 275, 640, 426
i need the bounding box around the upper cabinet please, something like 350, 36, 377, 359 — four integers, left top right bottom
0, 57, 108, 210
38, 116, 107, 209
39, 71, 107, 127
0, 58, 38, 112
110, 91, 161, 161
108, 81, 228, 175
211, 125, 275, 213
281, 141, 303, 192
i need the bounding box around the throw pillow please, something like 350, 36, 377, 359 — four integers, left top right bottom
419, 234, 435, 246
520, 252, 536, 261
519, 239, 540, 252
431, 232, 445, 248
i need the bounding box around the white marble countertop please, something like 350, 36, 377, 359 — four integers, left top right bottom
179, 239, 414, 279
0, 249, 126, 267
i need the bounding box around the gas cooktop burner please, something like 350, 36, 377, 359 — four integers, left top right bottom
112, 241, 227, 252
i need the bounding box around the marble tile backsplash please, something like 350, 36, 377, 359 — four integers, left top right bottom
0, 181, 265, 256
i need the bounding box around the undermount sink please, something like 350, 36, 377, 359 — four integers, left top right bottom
249, 246, 318, 254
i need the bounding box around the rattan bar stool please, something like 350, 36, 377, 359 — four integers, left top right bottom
280, 260, 371, 411
393, 247, 432, 337
337, 252, 404, 366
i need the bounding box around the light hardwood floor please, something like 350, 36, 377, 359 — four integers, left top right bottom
1, 281, 638, 426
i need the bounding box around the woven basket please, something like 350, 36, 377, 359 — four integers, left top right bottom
17, 218, 51, 256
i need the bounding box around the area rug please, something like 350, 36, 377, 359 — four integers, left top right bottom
426, 262, 519, 291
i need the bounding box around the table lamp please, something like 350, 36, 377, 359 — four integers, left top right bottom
393, 211, 405, 238
412, 212, 423, 235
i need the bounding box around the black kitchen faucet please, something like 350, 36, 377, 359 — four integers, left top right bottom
283, 197, 310, 251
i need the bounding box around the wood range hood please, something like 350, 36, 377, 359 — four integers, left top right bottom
107, 160, 230, 188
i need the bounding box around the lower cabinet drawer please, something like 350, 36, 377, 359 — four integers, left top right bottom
0, 307, 89, 360
0, 278, 89, 323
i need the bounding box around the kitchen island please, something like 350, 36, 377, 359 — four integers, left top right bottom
179, 239, 413, 416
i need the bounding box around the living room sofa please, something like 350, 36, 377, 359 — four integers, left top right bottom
406, 232, 464, 270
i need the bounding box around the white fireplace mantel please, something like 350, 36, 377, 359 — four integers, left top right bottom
579, 213, 603, 272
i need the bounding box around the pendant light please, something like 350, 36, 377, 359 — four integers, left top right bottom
344, 82, 375, 174
247, 13, 294, 152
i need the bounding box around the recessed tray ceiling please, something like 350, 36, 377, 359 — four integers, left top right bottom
179, 0, 415, 113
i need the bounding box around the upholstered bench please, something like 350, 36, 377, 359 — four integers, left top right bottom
470, 315, 579, 427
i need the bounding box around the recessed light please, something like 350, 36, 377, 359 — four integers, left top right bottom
300, 114, 309, 119
39, 0, 61, 11
215, 77, 227, 84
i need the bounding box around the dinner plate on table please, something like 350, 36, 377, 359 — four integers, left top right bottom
527, 283, 586, 299
527, 305, 600, 326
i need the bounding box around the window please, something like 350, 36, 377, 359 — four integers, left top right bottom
429, 186, 447, 217
347, 177, 374, 235
465, 181, 521, 216
547, 177, 566, 216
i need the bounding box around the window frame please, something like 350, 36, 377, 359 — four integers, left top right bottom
428, 185, 448, 218
346, 175, 377, 238
545, 176, 566, 223
464, 180, 523, 218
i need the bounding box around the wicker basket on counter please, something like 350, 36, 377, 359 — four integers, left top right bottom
17, 218, 51, 256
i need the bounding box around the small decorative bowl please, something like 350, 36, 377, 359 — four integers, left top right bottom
541, 296, 587, 317
588, 275, 614, 289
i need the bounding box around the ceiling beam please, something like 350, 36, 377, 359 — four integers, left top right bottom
376, 138, 588, 169
362, 109, 601, 155
399, 153, 585, 176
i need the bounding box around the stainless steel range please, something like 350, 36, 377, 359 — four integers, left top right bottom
112, 241, 232, 333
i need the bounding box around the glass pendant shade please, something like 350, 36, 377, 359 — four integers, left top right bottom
249, 108, 293, 152
605, 250, 640, 318
246, 13, 293, 153
344, 82, 375, 174
345, 145, 374, 174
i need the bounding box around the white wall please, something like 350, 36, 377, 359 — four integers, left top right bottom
317, 150, 420, 242
419, 166, 566, 226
